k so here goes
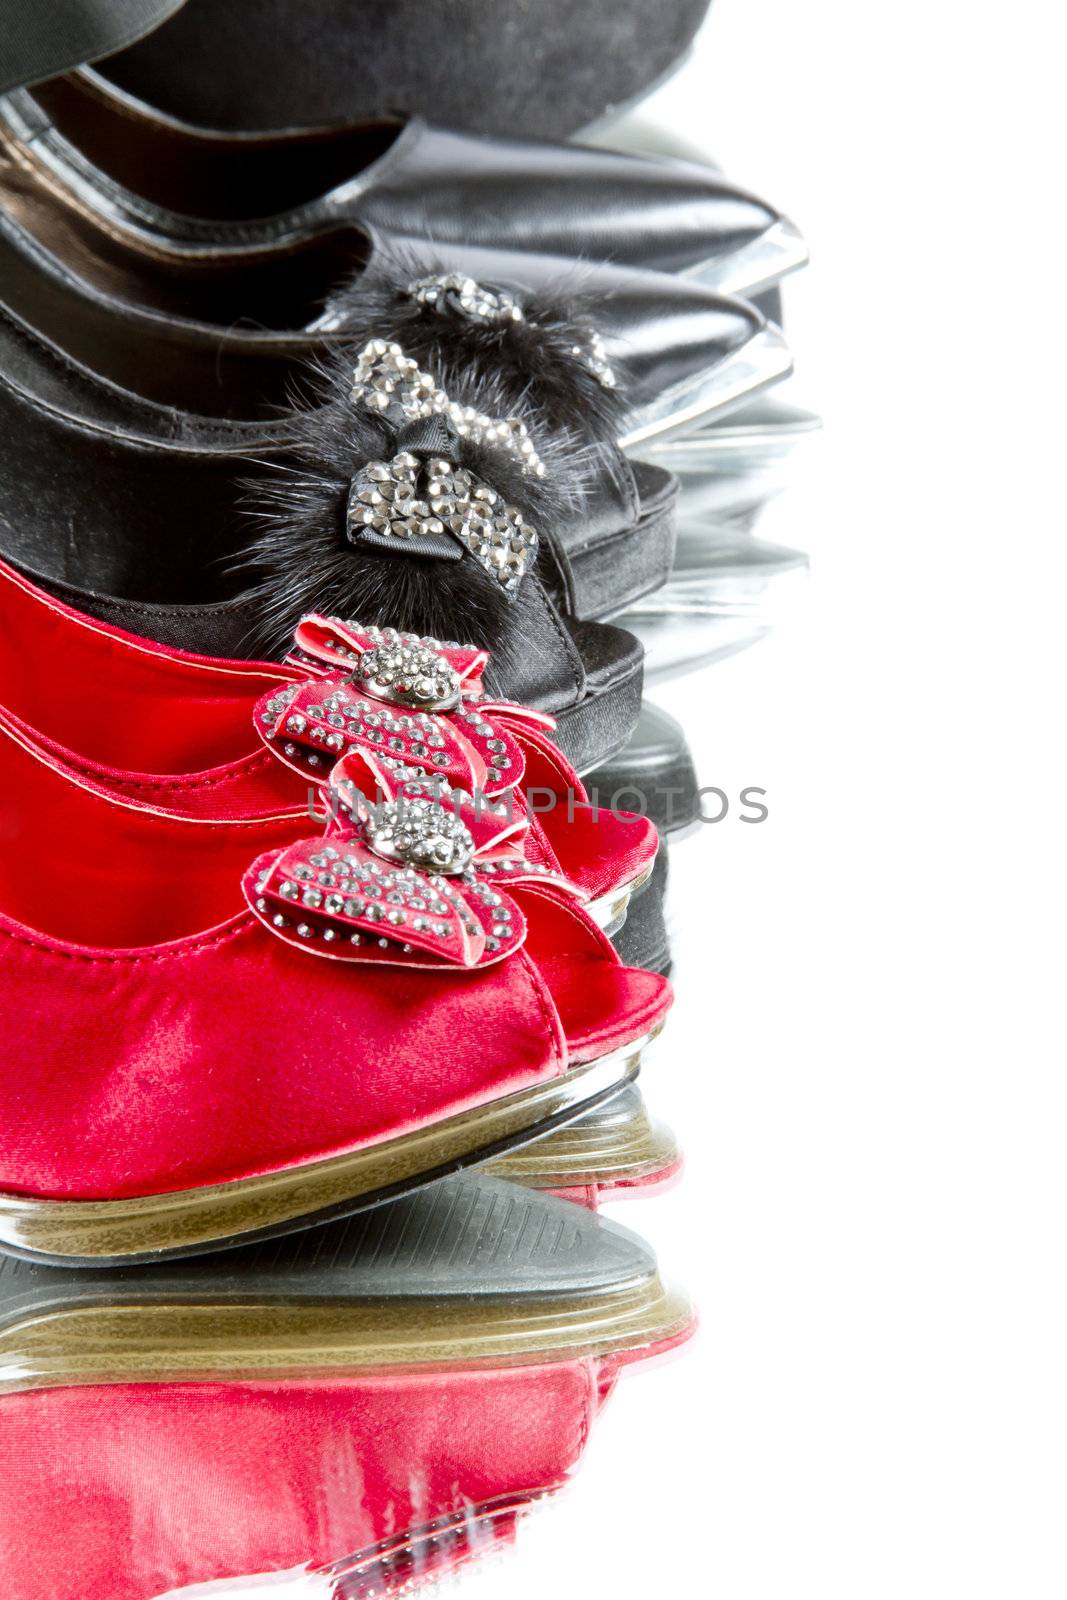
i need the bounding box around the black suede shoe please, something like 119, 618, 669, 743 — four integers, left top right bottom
94, 0, 711, 143
0, 69, 807, 298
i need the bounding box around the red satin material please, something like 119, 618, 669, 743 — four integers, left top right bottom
0, 715, 669, 1200
0, 1365, 601, 1600
0, 559, 658, 897
0, 560, 300, 774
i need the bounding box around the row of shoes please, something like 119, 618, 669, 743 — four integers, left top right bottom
0, 38, 808, 1600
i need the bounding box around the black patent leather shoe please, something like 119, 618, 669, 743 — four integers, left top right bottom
0, 102, 791, 450
1, 69, 807, 298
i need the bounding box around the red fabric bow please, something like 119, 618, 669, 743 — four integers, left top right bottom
243, 748, 584, 970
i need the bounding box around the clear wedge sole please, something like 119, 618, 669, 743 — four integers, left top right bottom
0, 1042, 648, 1267
0, 1173, 693, 1394
618, 324, 794, 451
0, 1275, 692, 1395
488, 1082, 679, 1191
585, 856, 658, 932
684, 216, 810, 299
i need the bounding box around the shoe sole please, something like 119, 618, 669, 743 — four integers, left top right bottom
619, 325, 794, 452
585, 857, 657, 932
488, 1082, 679, 1192
643, 397, 822, 477
588, 706, 699, 841
610, 851, 672, 976
564, 477, 676, 621
0, 1272, 692, 1394
683, 217, 810, 300
550, 646, 644, 778
0, 1042, 649, 1268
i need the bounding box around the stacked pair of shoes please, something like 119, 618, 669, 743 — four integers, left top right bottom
0, 15, 806, 1598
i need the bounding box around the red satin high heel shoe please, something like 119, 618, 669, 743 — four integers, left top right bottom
0, 558, 658, 931
0, 700, 670, 1265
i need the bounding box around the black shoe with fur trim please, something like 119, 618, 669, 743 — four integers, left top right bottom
0, 253, 677, 768
0, 114, 789, 453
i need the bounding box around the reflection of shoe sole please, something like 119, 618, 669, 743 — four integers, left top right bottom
0, 1043, 651, 1268
619, 325, 793, 451
587, 855, 658, 931
0, 1175, 693, 1393
489, 1082, 679, 1192
151, 1495, 531, 1600
644, 396, 822, 477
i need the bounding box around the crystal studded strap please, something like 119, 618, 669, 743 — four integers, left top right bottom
406, 274, 618, 391
350, 341, 546, 478
345, 341, 545, 597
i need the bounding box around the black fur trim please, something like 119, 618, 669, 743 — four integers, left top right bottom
320, 247, 629, 446
234, 336, 612, 667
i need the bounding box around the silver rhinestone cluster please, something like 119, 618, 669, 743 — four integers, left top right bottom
289, 620, 463, 675
575, 328, 617, 390
458, 705, 513, 773
408, 273, 525, 327
360, 622, 462, 650
254, 847, 464, 949
348, 452, 538, 595
365, 796, 476, 876
350, 340, 546, 478
263, 685, 452, 770
476, 857, 556, 878
257, 684, 300, 726
357, 640, 462, 711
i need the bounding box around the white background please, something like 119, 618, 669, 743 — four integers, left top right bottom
461, 1, 1067, 1595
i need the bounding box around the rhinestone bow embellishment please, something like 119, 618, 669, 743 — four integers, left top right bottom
354, 638, 462, 712
243, 753, 582, 969
350, 340, 545, 478
407, 272, 524, 326
404, 275, 618, 390
347, 450, 538, 595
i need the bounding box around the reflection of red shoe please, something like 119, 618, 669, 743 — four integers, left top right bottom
0, 709, 670, 1265
0, 560, 658, 928
0, 1178, 695, 1600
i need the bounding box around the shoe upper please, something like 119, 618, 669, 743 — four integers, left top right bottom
0, 129, 778, 446
0, 233, 647, 738
0, 556, 660, 912
3, 71, 790, 286
0, 711, 670, 1201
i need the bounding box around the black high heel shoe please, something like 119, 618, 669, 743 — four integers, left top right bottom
0, 67, 807, 298
0, 103, 791, 448
94, 0, 711, 142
